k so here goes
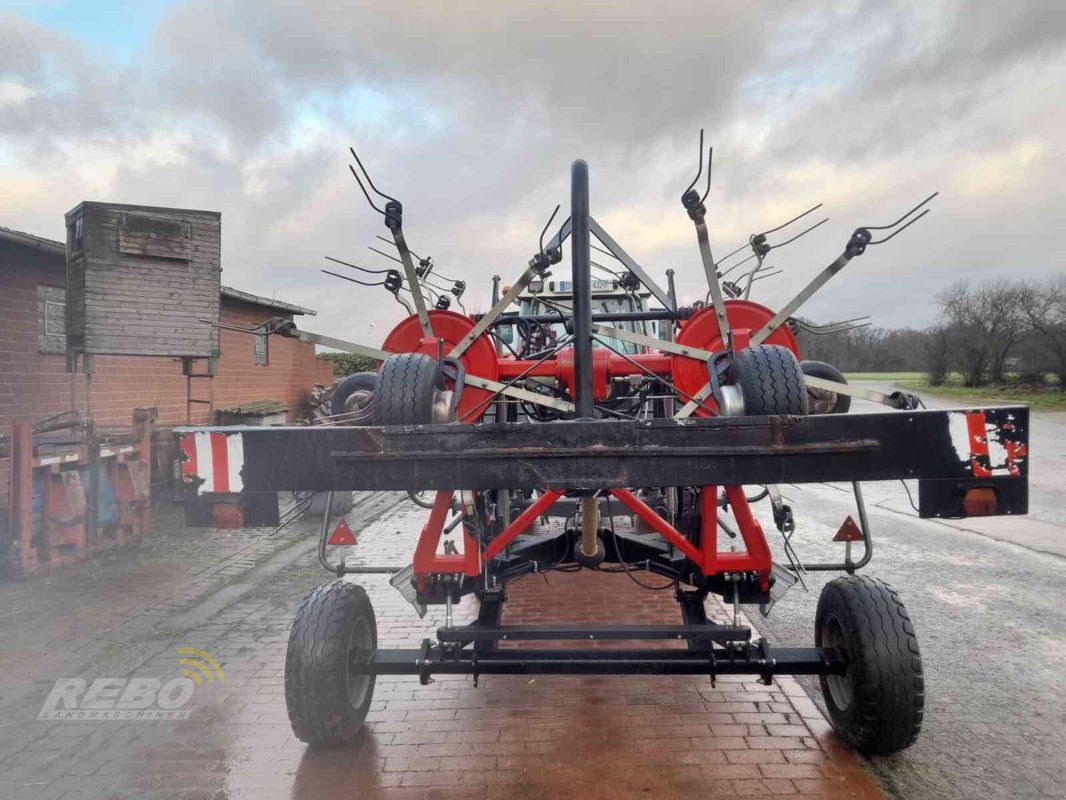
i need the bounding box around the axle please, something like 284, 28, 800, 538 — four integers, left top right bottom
362, 641, 846, 679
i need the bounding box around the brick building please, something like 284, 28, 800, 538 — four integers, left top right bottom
0, 223, 334, 500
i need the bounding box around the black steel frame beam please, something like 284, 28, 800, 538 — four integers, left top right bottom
194, 406, 1029, 494
437, 623, 751, 643
364, 645, 844, 677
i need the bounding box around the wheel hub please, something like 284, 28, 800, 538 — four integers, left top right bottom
346, 616, 374, 709
342, 389, 374, 421
822, 615, 852, 711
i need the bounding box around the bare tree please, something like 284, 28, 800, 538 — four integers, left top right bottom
924, 325, 951, 386
797, 323, 928, 372
1021, 276, 1066, 387
937, 279, 1027, 386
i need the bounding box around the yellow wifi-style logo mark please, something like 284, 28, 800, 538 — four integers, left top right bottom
177, 647, 225, 686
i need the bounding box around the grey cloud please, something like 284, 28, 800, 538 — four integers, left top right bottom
0, 15, 145, 148
1, 1, 1064, 339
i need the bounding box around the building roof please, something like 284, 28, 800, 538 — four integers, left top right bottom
1, 223, 316, 316
66, 200, 221, 220
220, 286, 316, 316
0, 225, 65, 255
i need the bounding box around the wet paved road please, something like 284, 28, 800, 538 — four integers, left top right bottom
746, 383, 1066, 799
1, 383, 1062, 799
0, 493, 882, 800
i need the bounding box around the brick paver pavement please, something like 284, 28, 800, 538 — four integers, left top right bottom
0, 492, 883, 799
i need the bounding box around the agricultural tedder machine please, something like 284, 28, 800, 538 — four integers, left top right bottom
177, 134, 1029, 755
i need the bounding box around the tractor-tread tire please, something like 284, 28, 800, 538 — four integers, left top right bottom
816, 576, 924, 755
373, 353, 444, 426
733, 345, 808, 416
285, 581, 376, 747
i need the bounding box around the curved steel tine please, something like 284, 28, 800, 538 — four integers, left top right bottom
769, 217, 830, 250
428, 267, 459, 284
349, 146, 399, 203
818, 315, 872, 329
682, 129, 704, 196
740, 262, 776, 293
539, 204, 562, 255
321, 269, 384, 287
591, 261, 625, 280
750, 269, 783, 283
591, 243, 622, 262
793, 315, 873, 334
399, 281, 440, 304
868, 209, 931, 245
376, 234, 458, 284
718, 251, 757, 279
863, 192, 938, 232
759, 203, 824, 238
348, 164, 385, 215
833, 320, 873, 332
714, 240, 750, 268
421, 273, 463, 299
699, 146, 713, 203
375, 234, 425, 262
368, 245, 403, 265
812, 320, 872, 335
324, 255, 391, 275
390, 288, 414, 315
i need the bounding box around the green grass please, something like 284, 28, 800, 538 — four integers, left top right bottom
843, 372, 924, 382
895, 377, 1066, 412
843, 371, 1066, 410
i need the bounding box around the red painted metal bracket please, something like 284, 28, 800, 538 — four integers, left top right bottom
411, 486, 770, 589
412, 489, 564, 580
412, 491, 482, 583
485, 490, 563, 560
610, 486, 771, 590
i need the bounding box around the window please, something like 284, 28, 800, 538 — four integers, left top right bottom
69, 217, 83, 254
38, 285, 66, 354
254, 332, 269, 366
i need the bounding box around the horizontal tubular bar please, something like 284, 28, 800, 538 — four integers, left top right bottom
176, 406, 1029, 493
365, 646, 843, 676
496, 352, 671, 380
488, 309, 692, 324
437, 624, 751, 642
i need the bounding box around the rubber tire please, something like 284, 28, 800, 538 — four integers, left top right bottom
815, 576, 925, 755
732, 345, 808, 416
285, 581, 377, 747
800, 360, 851, 415
373, 353, 445, 425
331, 372, 378, 421
407, 489, 435, 509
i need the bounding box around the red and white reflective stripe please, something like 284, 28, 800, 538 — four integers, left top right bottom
179, 432, 244, 494
946, 410, 1027, 477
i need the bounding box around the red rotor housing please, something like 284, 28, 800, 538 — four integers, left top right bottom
381, 310, 499, 422
672, 301, 800, 416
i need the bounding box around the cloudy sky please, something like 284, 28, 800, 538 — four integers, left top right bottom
2, 0, 1064, 344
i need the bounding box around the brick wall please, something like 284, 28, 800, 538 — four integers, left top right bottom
1, 240, 335, 501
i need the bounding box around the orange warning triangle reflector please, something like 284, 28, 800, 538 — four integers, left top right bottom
328, 519, 357, 546
833, 516, 864, 542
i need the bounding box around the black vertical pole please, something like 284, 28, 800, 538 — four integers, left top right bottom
570, 159, 593, 418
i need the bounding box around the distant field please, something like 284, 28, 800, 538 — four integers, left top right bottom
895, 379, 1066, 411
843, 372, 1066, 411
843, 372, 924, 381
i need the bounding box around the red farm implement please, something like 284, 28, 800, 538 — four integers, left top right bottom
177, 136, 1028, 755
